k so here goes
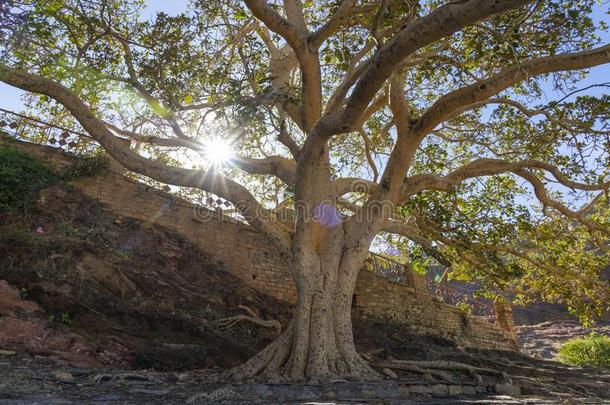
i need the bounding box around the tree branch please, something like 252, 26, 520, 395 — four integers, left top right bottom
325, 39, 374, 114
277, 120, 301, 158
400, 158, 610, 201
309, 0, 356, 49
299, 0, 533, 189
340, 0, 534, 132
516, 169, 610, 237
381, 218, 452, 267
245, 0, 321, 131
283, 0, 308, 35
413, 44, 610, 137
0, 64, 292, 257
106, 123, 298, 185
115, 37, 190, 140
396, 157, 609, 238
461, 97, 610, 135
243, 0, 303, 50
359, 129, 379, 183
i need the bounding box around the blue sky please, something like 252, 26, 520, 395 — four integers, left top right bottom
1, 1, 609, 118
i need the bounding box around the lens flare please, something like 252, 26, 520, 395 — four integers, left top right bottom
204, 138, 233, 165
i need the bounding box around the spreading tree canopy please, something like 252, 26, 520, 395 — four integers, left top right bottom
1, 0, 609, 382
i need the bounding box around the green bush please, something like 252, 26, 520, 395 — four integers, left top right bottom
557, 333, 610, 368
0, 144, 57, 213
61, 152, 108, 179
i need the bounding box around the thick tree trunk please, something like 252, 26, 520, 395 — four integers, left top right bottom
223, 141, 379, 382
224, 255, 379, 383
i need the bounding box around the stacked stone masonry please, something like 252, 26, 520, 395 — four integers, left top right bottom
3, 137, 519, 352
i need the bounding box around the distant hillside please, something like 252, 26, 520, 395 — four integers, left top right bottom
425, 265, 610, 325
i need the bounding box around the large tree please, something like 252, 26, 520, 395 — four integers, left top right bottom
1, 0, 609, 381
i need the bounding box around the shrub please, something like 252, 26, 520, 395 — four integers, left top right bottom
557, 333, 610, 368
61, 152, 108, 179
0, 144, 57, 213
456, 300, 473, 315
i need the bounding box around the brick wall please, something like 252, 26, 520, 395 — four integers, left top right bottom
2, 136, 519, 352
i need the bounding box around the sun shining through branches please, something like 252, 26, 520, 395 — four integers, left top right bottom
203, 137, 234, 166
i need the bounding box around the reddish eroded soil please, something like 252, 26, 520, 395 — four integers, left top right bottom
0, 280, 130, 368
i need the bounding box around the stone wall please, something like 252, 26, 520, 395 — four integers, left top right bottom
2, 136, 519, 352
355, 271, 519, 351
75, 171, 299, 303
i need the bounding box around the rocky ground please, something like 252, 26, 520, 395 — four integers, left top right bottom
517, 321, 610, 360
1, 349, 609, 404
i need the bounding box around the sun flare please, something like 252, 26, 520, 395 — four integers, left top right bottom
204, 138, 233, 165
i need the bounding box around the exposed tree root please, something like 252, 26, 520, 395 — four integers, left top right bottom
211, 305, 282, 335
89, 372, 156, 384
187, 387, 240, 403
382, 359, 501, 375
373, 360, 456, 383
373, 359, 508, 384
214, 321, 380, 383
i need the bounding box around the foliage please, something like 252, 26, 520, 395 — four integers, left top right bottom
19, 286, 29, 299
0, 140, 108, 215
47, 312, 72, 325
61, 152, 109, 179
0, 218, 70, 279
0, 143, 57, 213
455, 300, 473, 316
557, 333, 610, 368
